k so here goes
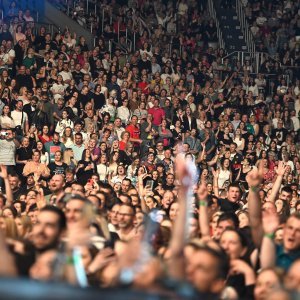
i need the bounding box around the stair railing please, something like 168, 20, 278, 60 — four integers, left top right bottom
207, 0, 225, 49
235, 0, 255, 56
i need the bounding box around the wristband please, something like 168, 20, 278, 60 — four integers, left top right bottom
199, 201, 208, 207
264, 233, 275, 239
250, 186, 259, 192
66, 256, 74, 265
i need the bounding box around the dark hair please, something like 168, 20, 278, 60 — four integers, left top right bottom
217, 212, 239, 229
40, 205, 66, 231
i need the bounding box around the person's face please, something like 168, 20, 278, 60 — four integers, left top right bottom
65, 199, 84, 225
227, 187, 241, 203
215, 219, 235, 240
280, 191, 292, 202
32, 152, 40, 162
117, 205, 134, 229
15, 217, 24, 236
3, 208, 13, 218
220, 230, 244, 259
134, 212, 144, 227
238, 212, 249, 228
49, 175, 64, 192
121, 180, 131, 193
169, 202, 179, 221
162, 191, 174, 209
283, 216, 300, 251
166, 175, 174, 185
32, 211, 62, 251
110, 204, 120, 225
74, 134, 83, 145
185, 248, 224, 293
54, 152, 62, 161
254, 269, 280, 300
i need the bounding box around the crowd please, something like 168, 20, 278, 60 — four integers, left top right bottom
0, 0, 300, 299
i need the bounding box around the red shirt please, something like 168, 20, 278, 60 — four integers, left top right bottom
148, 107, 165, 126
126, 124, 140, 147
138, 81, 149, 94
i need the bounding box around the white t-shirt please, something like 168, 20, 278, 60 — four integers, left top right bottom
11, 110, 28, 129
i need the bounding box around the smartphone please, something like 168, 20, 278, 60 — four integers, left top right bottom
146, 180, 154, 190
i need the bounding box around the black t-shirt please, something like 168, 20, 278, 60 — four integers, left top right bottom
48, 162, 68, 177
218, 198, 240, 212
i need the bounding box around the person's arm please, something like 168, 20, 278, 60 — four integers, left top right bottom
0, 231, 17, 277
197, 183, 210, 238
212, 168, 219, 196
167, 157, 192, 280
260, 209, 279, 269
0, 165, 13, 206
267, 161, 287, 203
246, 163, 264, 247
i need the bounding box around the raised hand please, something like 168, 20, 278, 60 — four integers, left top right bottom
0, 165, 8, 179
246, 162, 264, 188
262, 209, 279, 234
275, 161, 288, 177
197, 183, 208, 201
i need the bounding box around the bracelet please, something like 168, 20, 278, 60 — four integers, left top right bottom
66, 256, 74, 265
264, 233, 275, 239
250, 186, 259, 192
199, 201, 208, 207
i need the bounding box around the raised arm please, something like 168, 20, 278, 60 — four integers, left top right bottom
267, 161, 288, 203
260, 209, 279, 269
197, 183, 210, 238
246, 163, 264, 247
0, 165, 13, 206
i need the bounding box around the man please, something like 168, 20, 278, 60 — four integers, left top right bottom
117, 203, 136, 241
23, 96, 38, 126
59, 62, 73, 84
11, 100, 29, 136
155, 142, 165, 160
271, 119, 288, 145
107, 74, 121, 102
184, 129, 201, 155
45, 132, 66, 162
15, 65, 34, 90
147, 98, 165, 128
71, 133, 85, 162
185, 243, 229, 296
163, 173, 175, 190
72, 63, 84, 85
121, 178, 132, 194
0, 129, 20, 170
45, 174, 65, 205
229, 142, 243, 181
114, 118, 125, 140
31, 205, 66, 253
8, 173, 25, 200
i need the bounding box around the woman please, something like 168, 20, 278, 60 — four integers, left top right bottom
111, 164, 127, 185
237, 158, 252, 190
158, 119, 173, 147
48, 150, 68, 177
15, 215, 32, 238
14, 24, 26, 43
76, 149, 96, 186
31, 101, 49, 132
219, 126, 233, 148
38, 125, 52, 144
220, 228, 258, 298
0, 217, 18, 239
0, 105, 15, 129
119, 131, 130, 151
133, 101, 148, 121
127, 157, 140, 181
108, 151, 120, 177
15, 137, 33, 178
55, 110, 74, 136
93, 84, 106, 111
35, 141, 49, 165
116, 98, 131, 125
23, 150, 50, 179
171, 119, 183, 145
233, 128, 245, 152
51, 75, 67, 103
217, 158, 232, 190
96, 154, 109, 182
23, 47, 37, 71
63, 148, 77, 170
182, 106, 197, 132
60, 127, 74, 147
